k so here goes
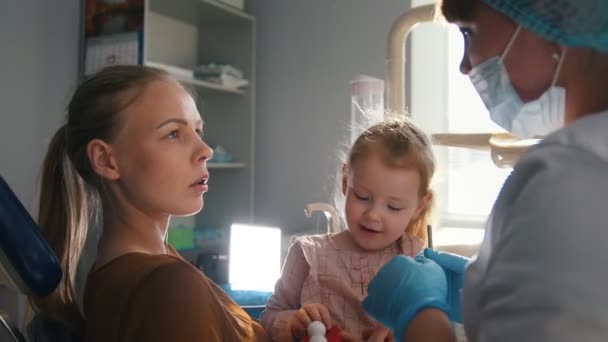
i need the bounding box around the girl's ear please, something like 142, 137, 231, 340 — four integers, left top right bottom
87, 139, 120, 181
414, 191, 432, 219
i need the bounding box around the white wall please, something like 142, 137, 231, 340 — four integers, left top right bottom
250, 0, 414, 234
0, 0, 80, 324
0, 0, 80, 214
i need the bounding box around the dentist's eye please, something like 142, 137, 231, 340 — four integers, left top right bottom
459, 27, 474, 45
459, 27, 473, 37
196, 128, 204, 139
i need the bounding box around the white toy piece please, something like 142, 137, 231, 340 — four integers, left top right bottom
308, 321, 327, 342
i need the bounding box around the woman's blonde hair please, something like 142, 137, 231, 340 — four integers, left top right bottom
341, 116, 435, 242
30, 65, 170, 333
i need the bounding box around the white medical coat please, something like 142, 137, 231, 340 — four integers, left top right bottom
463, 110, 608, 341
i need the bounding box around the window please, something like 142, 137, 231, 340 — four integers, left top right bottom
443, 26, 512, 228
409, 23, 510, 230
229, 224, 281, 291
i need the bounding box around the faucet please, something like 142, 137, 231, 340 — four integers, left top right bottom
304, 202, 341, 234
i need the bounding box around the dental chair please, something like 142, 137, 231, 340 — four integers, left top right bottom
0, 175, 63, 342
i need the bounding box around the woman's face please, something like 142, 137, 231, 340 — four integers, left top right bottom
456, 2, 561, 102
110, 79, 213, 218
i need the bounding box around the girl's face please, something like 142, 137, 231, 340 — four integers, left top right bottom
343, 153, 427, 251
108, 79, 212, 218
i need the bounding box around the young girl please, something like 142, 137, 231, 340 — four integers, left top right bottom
28, 65, 268, 341
260, 118, 435, 341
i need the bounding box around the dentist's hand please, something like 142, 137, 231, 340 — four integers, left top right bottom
362, 255, 449, 340
423, 248, 470, 323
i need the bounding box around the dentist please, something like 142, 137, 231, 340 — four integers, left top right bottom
362, 0, 608, 341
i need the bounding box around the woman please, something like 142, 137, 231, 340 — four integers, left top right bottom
29, 65, 268, 341
362, 0, 608, 341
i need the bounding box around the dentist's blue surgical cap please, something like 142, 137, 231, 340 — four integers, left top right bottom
483, 0, 608, 52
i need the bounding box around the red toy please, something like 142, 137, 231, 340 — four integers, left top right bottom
301, 325, 343, 342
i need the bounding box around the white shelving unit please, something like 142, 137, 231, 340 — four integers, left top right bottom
144, 0, 256, 231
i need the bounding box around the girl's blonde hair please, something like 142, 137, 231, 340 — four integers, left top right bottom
30, 65, 170, 333
342, 116, 435, 242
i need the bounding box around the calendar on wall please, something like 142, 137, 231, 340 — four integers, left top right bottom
81, 0, 144, 76
84, 31, 142, 76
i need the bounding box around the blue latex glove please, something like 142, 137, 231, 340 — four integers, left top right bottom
362, 255, 449, 340
423, 248, 470, 323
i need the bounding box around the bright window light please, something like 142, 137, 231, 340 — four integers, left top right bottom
229, 223, 281, 292
444, 25, 511, 227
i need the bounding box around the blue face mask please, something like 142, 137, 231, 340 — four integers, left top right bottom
468, 26, 567, 138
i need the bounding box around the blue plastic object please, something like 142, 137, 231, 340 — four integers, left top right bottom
0, 176, 62, 296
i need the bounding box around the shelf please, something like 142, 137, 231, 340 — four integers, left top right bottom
143, 0, 256, 230
149, 0, 254, 27
208, 162, 246, 169
146, 61, 246, 94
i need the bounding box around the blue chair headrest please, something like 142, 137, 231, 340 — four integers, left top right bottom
0, 175, 62, 297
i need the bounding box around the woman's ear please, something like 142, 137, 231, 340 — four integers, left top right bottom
87, 139, 120, 181
341, 164, 349, 195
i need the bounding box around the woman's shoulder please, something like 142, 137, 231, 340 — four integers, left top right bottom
88, 251, 206, 294
84, 253, 214, 334
109, 255, 262, 341
135, 254, 209, 291
125, 255, 217, 309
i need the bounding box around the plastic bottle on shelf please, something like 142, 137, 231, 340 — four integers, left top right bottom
350, 75, 385, 143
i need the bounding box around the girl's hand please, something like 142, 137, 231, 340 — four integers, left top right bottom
288, 303, 332, 339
